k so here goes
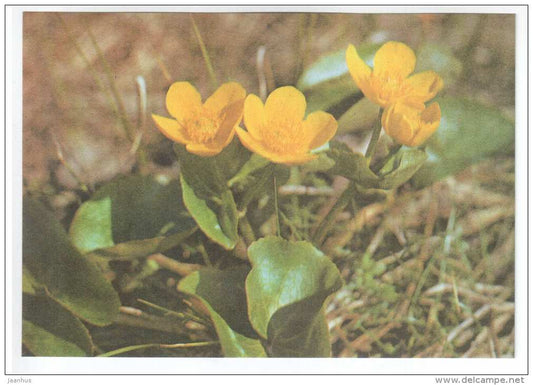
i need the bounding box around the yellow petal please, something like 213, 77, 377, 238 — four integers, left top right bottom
243, 94, 267, 140
303, 111, 338, 150
204, 82, 246, 115
410, 102, 441, 146
152, 114, 190, 145
373, 41, 416, 79
236, 126, 276, 158
186, 142, 224, 157
264, 86, 306, 123
166, 82, 202, 121
237, 128, 316, 165
382, 104, 415, 146
212, 99, 244, 146
346, 44, 372, 88
405, 71, 444, 104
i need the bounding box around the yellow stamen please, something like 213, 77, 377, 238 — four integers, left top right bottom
183, 109, 222, 143
260, 117, 306, 154
369, 71, 413, 103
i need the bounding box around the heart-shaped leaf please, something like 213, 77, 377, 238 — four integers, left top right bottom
245, 237, 343, 357
327, 141, 427, 190
412, 97, 514, 188
180, 174, 238, 250
23, 294, 93, 356
24, 198, 120, 326
69, 175, 196, 256
178, 266, 266, 357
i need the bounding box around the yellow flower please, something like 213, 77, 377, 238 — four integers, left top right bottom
152, 81, 246, 156
346, 41, 443, 109
235, 86, 337, 165
381, 102, 441, 147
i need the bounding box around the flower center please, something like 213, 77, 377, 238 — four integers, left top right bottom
261, 117, 305, 154
184, 109, 221, 143
370, 71, 412, 103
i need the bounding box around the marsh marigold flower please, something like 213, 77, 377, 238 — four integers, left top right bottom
152, 81, 246, 156
346, 41, 443, 109
381, 102, 441, 147
235, 86, 337, 165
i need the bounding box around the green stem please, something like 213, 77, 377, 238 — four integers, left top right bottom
98, 341, 219, 357
239, 215, 256, 245
197, 244, 212, 267
371, 143, 402, 173
365, 109, 384, 160
190, 14, 218, 89
136, 298, 210, 326
312, 181, 357, 246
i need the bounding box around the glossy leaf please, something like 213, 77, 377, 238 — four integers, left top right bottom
23, 294, 93, 356
22, 267, 42, 295
245, 237, 343, 357
337, 97, 381, 134
178, 266, 267, 357
86, 227, 197, 261
175, 140, 250, 198
180, 174, 238, 250
23, 321, 87, 357
377, 147, 428, 189
412, 97, 514, 188
69, 175, 196, 255
327, 141, 427, 190
326, 141, 379, 186
24, 198, 120, 326
227, 154, 270, 189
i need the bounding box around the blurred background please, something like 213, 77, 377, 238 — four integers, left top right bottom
23, 12, 515, 358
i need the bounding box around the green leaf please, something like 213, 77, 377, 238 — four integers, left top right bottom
24, 198, 120, 326
22, 267, 42, 295
412, 97, 514, 188
227, 154, 270, 189
69, 175, 196, 255
175, 140, 250, 198
23, 294, 93, 356
327, 141, 380, 186
86, 227, 197, 261
297, 44, 380, 114
23, 321, 87, 357
377, 147, 428, 189
180, 174, 238, 250
337, 97, 380, 134
327, 141, 427, 190
302, 78, 361, 116
245, 237, 343, 357
178, 266, 266, 357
